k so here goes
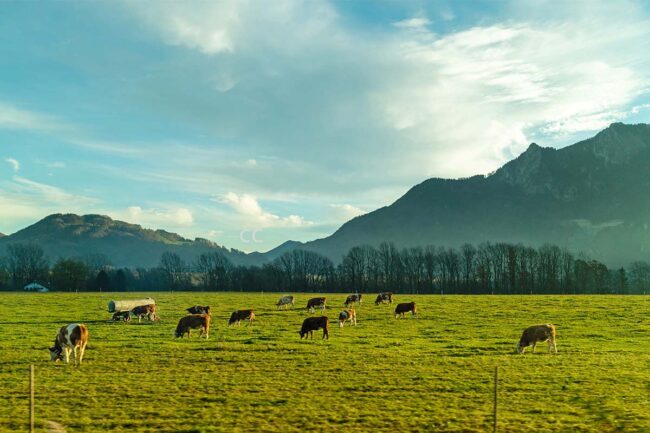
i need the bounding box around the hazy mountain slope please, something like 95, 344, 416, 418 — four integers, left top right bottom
296, 123, 650, 266
0, 214, 260, 268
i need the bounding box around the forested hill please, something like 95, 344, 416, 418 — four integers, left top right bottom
0, 213, 259, 268
294, 123, 650, 267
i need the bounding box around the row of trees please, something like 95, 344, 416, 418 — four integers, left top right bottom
2, 242, 650, 294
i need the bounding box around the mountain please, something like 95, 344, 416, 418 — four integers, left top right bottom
0, 214, 261, 268
294, 123, 650, 266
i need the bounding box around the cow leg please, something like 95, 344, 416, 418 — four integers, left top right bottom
549, 338, 557, 353
63, 347, 70, 364
79, 342, 87, 364
532, 342, 537, 353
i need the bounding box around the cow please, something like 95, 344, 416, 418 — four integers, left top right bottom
517, 324, 557, 354
49, 324, 89, 365
175, 314, 211, 339
344, 294, 362, 307
394, 302, 416, 318
306, 297, 327, 313
375, 292, 394, 305
276, 295, 295, 310
299, 316, 329, 339
186, 305, 210, 315
228, 309, 255, 326
338, 309, 357, 327
130, 304, 157, 322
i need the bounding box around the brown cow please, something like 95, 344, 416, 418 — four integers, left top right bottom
49, 324, 89, 365
300, 316, 329, 339
394, 302, 416, 318
338, 309, 357, 327
175, 314, 211, 339
375, 292, 394, 305
306, 297, 327, 313
186, 305, 210, 315
228, 309, 255, 326
344, 294, 362, 307
517, 324, 557, 354
130, 304, 157, 322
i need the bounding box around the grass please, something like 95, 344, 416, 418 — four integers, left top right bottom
0, 292, 649, 432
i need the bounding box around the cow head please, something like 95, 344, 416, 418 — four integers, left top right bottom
49, 346, 63, 362
516, 338, 527, 354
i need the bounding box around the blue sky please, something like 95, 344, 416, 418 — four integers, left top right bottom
2, 0, 650, 252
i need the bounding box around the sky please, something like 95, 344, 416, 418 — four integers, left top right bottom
1, 0, 650, 252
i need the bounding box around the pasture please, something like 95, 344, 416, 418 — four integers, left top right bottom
0, 293, 648, 432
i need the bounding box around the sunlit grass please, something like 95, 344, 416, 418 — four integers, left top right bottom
0, 293, 648, 432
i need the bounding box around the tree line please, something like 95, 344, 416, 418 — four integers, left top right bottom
1, 241, 650, 294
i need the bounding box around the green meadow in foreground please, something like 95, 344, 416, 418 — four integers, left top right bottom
0, 293, 649, 432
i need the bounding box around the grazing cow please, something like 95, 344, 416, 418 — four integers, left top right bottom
375, 292, 394, 305
300, 316, 329, 339
394, 302, 416, 318
344, 294, 362, 307
186, 305, 210, 315
228, 309, 255, 326
130, 304, 157, 322
276, 295, 295, 310
175, 314, 211, 339
49, 324, 89, 365
306, 297, 327, 313
517, 324, 557, 354
338, 309, 357, 327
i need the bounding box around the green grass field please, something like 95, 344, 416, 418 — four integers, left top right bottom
0, 293, 649, 433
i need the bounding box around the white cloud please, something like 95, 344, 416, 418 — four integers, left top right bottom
374, 17, 650, 176
0, 102, 70, 133
5, 158, 20, 172
126, 205, 194, 227
217, 192, 311, 228
329, 203, 365, 220
393, 17, 431, 29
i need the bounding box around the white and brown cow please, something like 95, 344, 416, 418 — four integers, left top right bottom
517, 324, 557, 354
344, 294, 362, 307
49, 324, 89, 365
300, 316, 329, 339
306, 297, 327, 313
338, 309, 357, 327
394, 302, 416, 318
130, 304, 157, 322
175, 314, 211, 339
276, 295, 295, 310
375, 292, 394, 305
228, 309, 255, 326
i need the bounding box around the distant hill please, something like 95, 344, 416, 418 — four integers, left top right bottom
0, 214, 260, 268
291, 123, 650, 266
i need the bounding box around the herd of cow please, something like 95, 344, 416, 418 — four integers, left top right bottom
48, 292, 558, 366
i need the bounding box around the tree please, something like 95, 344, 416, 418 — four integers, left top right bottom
114, 269, 128, 292
159, 252, 188, 290
195, 252, 232, 290
51, 259, 88, 292
5, 243, 49, 289
628, 261, 650, 294
96, 270, 111, 292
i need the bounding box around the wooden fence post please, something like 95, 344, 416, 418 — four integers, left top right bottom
493, 365, 499, 433
30, 364, 34, 433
